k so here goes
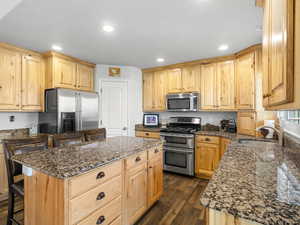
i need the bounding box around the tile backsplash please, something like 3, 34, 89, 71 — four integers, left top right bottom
156, 111, 237, 126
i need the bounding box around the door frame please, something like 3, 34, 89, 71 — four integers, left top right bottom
99, 79, 129, 136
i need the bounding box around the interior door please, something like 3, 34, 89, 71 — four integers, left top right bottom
101, 81, 128, 137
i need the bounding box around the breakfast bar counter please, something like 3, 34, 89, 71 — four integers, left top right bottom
12, 136, 164, 225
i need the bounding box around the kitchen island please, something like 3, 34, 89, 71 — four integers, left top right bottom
12, 136, 163, 225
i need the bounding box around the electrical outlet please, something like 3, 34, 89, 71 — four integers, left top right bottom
9, 115, 15, 122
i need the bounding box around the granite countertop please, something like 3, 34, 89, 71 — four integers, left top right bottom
200, 135, 300, 225
12, 136, 163, 179
135, 124, 162, 132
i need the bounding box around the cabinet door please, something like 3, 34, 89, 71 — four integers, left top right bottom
195, 143, 219, 179
76, 64, 94, 91
0, 153, 8, 195
148, 156, 163, 207
236, 53, 255, 110
126, 163, 147, 225
153, 70, 168, 111
268, 0, 294, 106
182, 65, 200, 92
220, 138, 231, 160
200, 64, 217, 110
143, 72, 154, 111
0, 47, 21, 110
237, 112, 256, 136
21, 55, 44, 111
168, 68, 182, 93
217, 61, 235, 110
54, 57, 76, 89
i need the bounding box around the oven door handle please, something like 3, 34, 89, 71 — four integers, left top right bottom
163, 148, 194, 154
160, 133, 194, 138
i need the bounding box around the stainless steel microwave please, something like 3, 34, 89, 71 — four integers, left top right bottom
166, 92, 199, 112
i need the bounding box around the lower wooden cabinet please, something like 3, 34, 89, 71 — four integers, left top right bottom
195, 136, 231, 179
135, 131, 160, 139
0, 152, 8, 197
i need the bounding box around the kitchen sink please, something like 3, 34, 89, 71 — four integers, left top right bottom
238, 138, 276, 144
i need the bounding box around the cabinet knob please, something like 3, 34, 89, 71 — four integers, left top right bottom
96, 171, 105, 179
96, 192, 105, 200
0, 86, 2, 89
135, 156, 141, 162
154, 149, 159, 153
96, 216, 105, 224
205, 138, 211, 141
145, 133, 149, 136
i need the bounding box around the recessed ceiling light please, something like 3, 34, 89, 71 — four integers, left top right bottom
52, 44, 62, 51
102, 25, 115, 33
157, 58, 165, 63
218, 45, 229, 51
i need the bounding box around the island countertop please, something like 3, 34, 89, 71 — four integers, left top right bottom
200, 137, 300, 225
11, 136, 163, 179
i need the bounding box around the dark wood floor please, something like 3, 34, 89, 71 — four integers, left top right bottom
0, 173, 208, 225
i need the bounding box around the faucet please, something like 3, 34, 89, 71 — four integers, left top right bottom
257, 126, 284, 146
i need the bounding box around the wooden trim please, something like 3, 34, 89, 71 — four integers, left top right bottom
43, 51, 96, 68
0, 42, 43, 57
256, 0, 265, 8
142, 44, 262, 73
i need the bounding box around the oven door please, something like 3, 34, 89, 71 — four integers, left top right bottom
160, 133, 194, 149
163, 147, 194, 176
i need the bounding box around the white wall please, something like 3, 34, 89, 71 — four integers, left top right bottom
0, 112, 38, 130
95, 65, 143, 136
0, 0, 22, 20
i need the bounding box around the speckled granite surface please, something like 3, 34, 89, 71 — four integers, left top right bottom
200, 135, 300, 225
11, 136, 163, 179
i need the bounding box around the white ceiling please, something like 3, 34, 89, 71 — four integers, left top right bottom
0, 0, 263, 68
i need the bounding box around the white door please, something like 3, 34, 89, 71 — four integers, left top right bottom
101, 80, 128, 137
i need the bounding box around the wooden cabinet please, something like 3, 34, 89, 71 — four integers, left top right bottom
201, 63, 217, 110
0, 150, 8, 196
195, 135, 220, 179
21, 55, 44, 111
143, 72, 154, 111
217, 61, 235, 110
237, 111, 256, 136
76, 64, 94, 91
147, 152, 163, 207
262, 0, 294, 107
220, 138, 231, 159
45, 51, 95, 92
168, 68, 182, 93
182, 65, 200, 92
125, 159, 148, 225
135, 131, 160, 139
236, 53, 255, 110
153, 70, 168, 110
0, 47, 21, 110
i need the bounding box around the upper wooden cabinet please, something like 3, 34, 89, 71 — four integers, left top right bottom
182, 65, 200, 92
201, 63, 217, 110
235, 53, 255, 110
0, 43, 45, 112
21, 55, 45, 111
216, 61, 235, 110
143, 72, 154, 111
44, 51, 95, 92
168, 68, 182, 93
262, 0, 295, 107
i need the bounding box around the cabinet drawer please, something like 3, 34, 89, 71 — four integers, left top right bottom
125, 151, 147, 170
148, 146, 163, 160
70, 175, 122, 224
69, 161, 122, 199
135, 131, 160, 139
77, 196, 121, 225
196, 135, 220, 145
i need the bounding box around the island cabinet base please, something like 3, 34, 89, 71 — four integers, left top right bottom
208, 209, 262, 225
23, 144, 163, 225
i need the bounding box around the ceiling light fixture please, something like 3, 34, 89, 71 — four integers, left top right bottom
157, 58, 165, 63
218, 44, 229, 51
102, 25, 115, 33
52, 44, 62, 51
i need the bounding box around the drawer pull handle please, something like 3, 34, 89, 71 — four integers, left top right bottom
145, 133, 149, 136
96, 171, 105, 179
135, 156, 141, 162
154, 149, 159, 153
205, 138, 211, 141
96, 192, 105, 200
96, 216, 105, 224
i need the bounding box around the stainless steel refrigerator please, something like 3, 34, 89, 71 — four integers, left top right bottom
38, 88, 99, 134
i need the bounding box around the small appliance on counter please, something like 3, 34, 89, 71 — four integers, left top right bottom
143, 114, 159, 127
220, 119, 237, 133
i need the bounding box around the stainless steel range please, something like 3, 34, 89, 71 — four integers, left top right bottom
160, 117, 201, 176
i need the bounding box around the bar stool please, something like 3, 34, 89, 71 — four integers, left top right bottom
52, 132, 85, 148
82, 128, 106, 142
3, 135, 48, 225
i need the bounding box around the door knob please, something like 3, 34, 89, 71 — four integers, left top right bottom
123, 127, 127, 131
